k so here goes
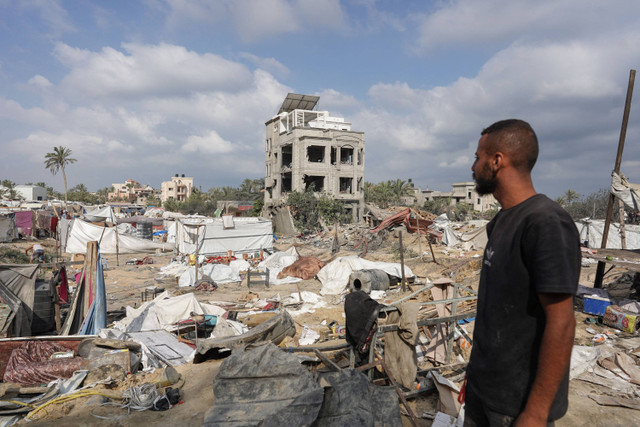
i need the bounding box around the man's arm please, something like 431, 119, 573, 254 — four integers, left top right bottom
515, 293, 575, 426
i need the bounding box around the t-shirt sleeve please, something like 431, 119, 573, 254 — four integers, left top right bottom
523, 212, 580, 295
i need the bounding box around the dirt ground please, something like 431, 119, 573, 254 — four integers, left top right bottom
2, 236, 639, 426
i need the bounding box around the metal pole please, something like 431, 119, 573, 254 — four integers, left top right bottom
595, 69, 635, 288
399, 230, 406, 292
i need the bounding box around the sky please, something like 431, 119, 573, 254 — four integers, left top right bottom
2, 0, 640, 199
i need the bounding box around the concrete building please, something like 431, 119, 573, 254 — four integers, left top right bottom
409, 181, 497, 212
14, 185, 47, 201
109, 179, 158, 204
161, 174, 194, 203
263, 93, 365, 222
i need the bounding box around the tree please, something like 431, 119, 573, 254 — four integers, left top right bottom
389, 179, 413, 205
44, 146, 77, 208
0, 180, 20, 200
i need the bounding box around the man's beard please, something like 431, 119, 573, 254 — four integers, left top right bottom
473, 166, 497, 195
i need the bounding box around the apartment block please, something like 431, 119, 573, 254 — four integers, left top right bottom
161, 174, 194, 203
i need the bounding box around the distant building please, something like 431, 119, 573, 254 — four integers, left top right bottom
263, 93, 365, 222
15, 185, 47, 201
409, 181, 497, 212
161, 174, 194, 203
109, 179, 158, 205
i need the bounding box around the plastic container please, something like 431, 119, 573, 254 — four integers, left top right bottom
583, 296, 612, 316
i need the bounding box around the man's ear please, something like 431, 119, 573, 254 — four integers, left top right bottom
492, 152, 504, 171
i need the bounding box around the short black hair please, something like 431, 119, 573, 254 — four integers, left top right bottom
481, 119, 538, 171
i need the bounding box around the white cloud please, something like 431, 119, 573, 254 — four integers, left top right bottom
18, 0, 75, 37
27, 75, 52, 88
54, 42, 253, 99
157, 0, 346, 42
184, 130, 234, 154
413, 0, 640, 53
239, 52, 290, 77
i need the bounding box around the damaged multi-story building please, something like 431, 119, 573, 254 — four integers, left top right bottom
263, 93, 365, 223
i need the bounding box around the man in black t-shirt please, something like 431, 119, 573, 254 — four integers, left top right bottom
464, 119, 580, 426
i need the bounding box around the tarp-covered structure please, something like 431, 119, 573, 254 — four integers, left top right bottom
59, 218, 170, 254
0, 214, 17, 242
576, 219, 640, 249
611, 172, 640, 211
82, 206, 118, 223
175, 216, 273, 256
0, 265, 38, 337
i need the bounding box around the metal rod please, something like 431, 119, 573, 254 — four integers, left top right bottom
399, 230, 406, 292
595, 69, 635, 288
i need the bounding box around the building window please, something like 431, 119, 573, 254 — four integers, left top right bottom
307, 145, 325, 163
304, 175, 324, 191
339, 177, 353, 194
340, 146, 354, 165
282, 144, 292, 168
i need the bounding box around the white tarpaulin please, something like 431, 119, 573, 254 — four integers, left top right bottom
175, 217, 273, 256
113, 291, 227, 332
256, 247, 302, 285
611, 172, 640, 210
317, 256, 414, 295
83, 206, 118, 223
62, 218, 170, 254
576, 219, 640, 249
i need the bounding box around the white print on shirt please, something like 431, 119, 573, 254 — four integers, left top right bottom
484, 246, 494, 268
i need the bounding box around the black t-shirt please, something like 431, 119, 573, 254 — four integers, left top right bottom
466, 194, 580, 419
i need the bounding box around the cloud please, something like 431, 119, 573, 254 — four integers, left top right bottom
413, 0, 640, 53
157, 0, 346, 42
239, 52, 290, 77
184, 130, 234, 154
54, 42, 253, 99
17, 0, 75, 37
27, 75, 52, 88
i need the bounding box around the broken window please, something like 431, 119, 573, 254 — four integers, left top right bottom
282, 144, 292, 168
468, 191, 471, 199
304, 175, 324, 192
331, 147, 337, 165
282, 173, 292, 193
357, 177, 363, 192
340, 146, 354, 165
307, 145, 325, 163
357, 149, 363, 165
340, 177, 353, 194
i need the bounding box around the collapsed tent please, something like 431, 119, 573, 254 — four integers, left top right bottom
611, 172, 640, 211
317, 256, 414, 295
175, 216, 273, 256
59, 218, 170, 254
575, 219, 640, 249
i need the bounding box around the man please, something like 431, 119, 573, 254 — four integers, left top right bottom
465, 119, 580, 426
26, 243, 45, 263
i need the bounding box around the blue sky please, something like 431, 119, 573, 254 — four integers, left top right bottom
2, 0, 640, 200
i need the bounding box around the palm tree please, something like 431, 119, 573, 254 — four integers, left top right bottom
1, 180, 19, 200
44, 146, 77, 208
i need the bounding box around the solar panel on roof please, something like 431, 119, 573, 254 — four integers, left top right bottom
278, 93, 319, 114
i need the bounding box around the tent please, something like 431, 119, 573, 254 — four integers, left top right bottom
59, 218, 170, 254
175, 216, 273, 256
575, 219, 640, 249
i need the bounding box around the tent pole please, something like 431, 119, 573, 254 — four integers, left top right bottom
595, 69, 635, 288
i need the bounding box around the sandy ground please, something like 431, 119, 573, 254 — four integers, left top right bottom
2, 237, 639, 426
